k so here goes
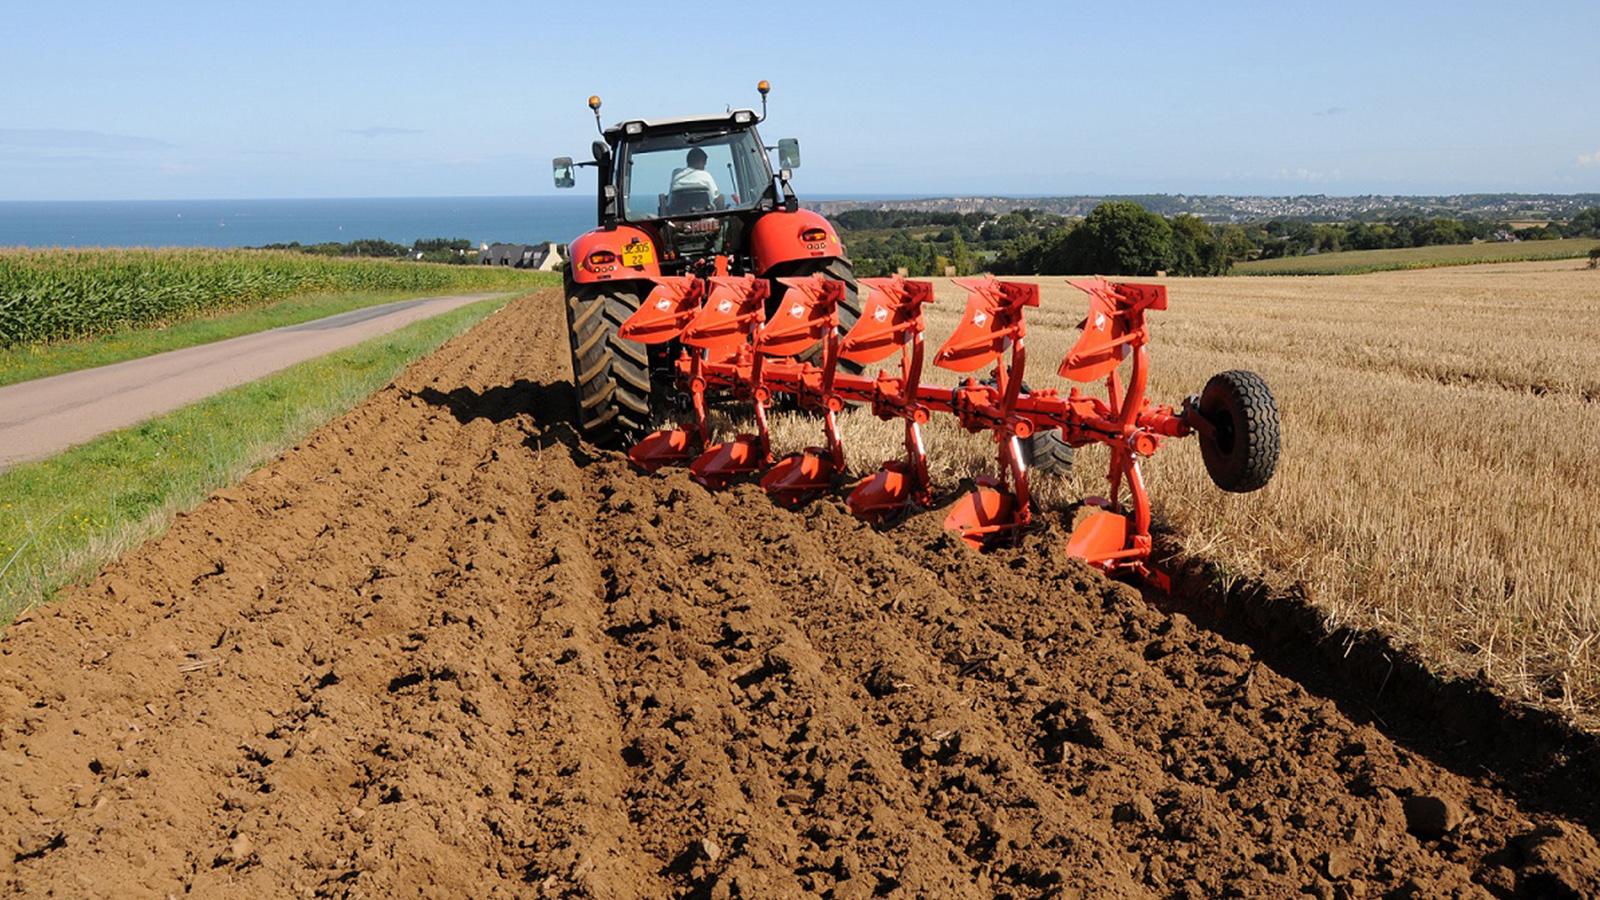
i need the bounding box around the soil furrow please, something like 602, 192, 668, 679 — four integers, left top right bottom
2, 290, 1597, 898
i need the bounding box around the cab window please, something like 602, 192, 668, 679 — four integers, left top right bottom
619, 128, 768, 220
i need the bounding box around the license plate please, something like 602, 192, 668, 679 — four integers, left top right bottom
621, 241, 654, 268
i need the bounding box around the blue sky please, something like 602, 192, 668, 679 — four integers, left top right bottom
3, 0, 1597, 200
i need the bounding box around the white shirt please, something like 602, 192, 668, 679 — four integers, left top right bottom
669, 166, 722, 202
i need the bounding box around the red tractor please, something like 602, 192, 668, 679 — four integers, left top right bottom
554, 81, 859, 446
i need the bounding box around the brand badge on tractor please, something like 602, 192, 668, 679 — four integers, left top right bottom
790, 303, 805, 318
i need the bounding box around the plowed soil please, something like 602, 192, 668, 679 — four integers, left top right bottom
3, 291, 1598, 898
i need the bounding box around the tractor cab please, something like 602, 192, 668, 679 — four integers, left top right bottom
602, 112, 783, 268
614, 115, 769, 218
554, 82, 859, 448
553, 83, 817, 280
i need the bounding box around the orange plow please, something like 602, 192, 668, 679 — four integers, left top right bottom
615, 274, 1280, 588
839, 277, 934, 522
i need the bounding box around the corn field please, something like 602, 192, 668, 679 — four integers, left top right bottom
0, 248, 545, 348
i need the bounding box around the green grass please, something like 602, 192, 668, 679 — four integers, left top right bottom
0, 292, 518, 624
0, 247, 545, 347
0, 284, 552, 387
1232, 238, 1599, 275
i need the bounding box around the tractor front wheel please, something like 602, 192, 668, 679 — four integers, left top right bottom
1196, 369, 1279, 493
566, 282, 653, 448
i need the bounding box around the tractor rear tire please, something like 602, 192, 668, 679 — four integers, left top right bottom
979, 375, 1074, 477
1021, 429, 1074, 476
768, 257, 864, 374
566, 283, 653, 448
1196, 369, 1279, 493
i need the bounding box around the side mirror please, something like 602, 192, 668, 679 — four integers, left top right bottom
552, 157, 575, 189
778, 138, 801, 169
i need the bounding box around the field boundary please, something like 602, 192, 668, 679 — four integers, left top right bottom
1232, 238, 1597, 275
0, 291, 528, 623
1160, 549, 1600, 832
0, 292, 503, 470
0, 286, 540, 388
0, 247, 546, 348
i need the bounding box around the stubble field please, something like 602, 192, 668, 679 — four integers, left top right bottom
784, 260, 1600, 722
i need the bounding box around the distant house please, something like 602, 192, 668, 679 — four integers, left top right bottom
478, 241, 564, 271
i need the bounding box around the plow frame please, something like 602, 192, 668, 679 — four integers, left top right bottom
614, 272, 1270, 588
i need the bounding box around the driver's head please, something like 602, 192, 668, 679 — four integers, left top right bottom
687, 148, 708, 170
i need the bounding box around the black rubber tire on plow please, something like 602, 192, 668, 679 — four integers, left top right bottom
1196, 369, 1280, 493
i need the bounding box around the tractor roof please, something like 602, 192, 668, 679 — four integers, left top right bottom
605, 109, 761, 139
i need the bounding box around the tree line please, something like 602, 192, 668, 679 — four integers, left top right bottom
833, 204, 1600, 278
255, 237, 478, 265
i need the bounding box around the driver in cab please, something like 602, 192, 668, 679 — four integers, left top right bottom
669, 148, 723, 209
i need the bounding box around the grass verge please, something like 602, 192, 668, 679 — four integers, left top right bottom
0, 292, 516, 624
0, 285, 544, 387
1233, 237, 1597, 275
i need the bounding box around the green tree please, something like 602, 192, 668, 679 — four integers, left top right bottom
949, 232, 976, 275
1568, 208, 1600, 237
1215, 225, 1254, 272
1049, 201, 1174, 275
1167, 215, 1213, 276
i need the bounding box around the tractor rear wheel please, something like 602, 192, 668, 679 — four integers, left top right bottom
980, 376, 1074, 477
1021, 429, 1074, 476
1196, 369, 1279, 493
767, 257, 864, 374
565, 282, 653, 448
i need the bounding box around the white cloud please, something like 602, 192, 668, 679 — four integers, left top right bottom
1578, 148, 1600, 167
1271, 167, 1342, 183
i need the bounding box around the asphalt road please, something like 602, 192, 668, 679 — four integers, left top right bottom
0, 292, 499, 471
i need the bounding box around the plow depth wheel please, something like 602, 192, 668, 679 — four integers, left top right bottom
566, 283, 654, 448
1196, 369, 1280, 493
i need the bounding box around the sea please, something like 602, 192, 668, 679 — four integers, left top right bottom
0, 196, 598, 250
0, 194, 918, 250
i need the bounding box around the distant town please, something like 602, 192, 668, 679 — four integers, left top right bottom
813, 193, 1600, 224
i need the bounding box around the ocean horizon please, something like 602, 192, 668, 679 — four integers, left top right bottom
0, 193, 935, 251
0, 196, 599, 251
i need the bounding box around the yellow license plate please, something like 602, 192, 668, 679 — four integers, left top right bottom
621, 242, 654, 267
